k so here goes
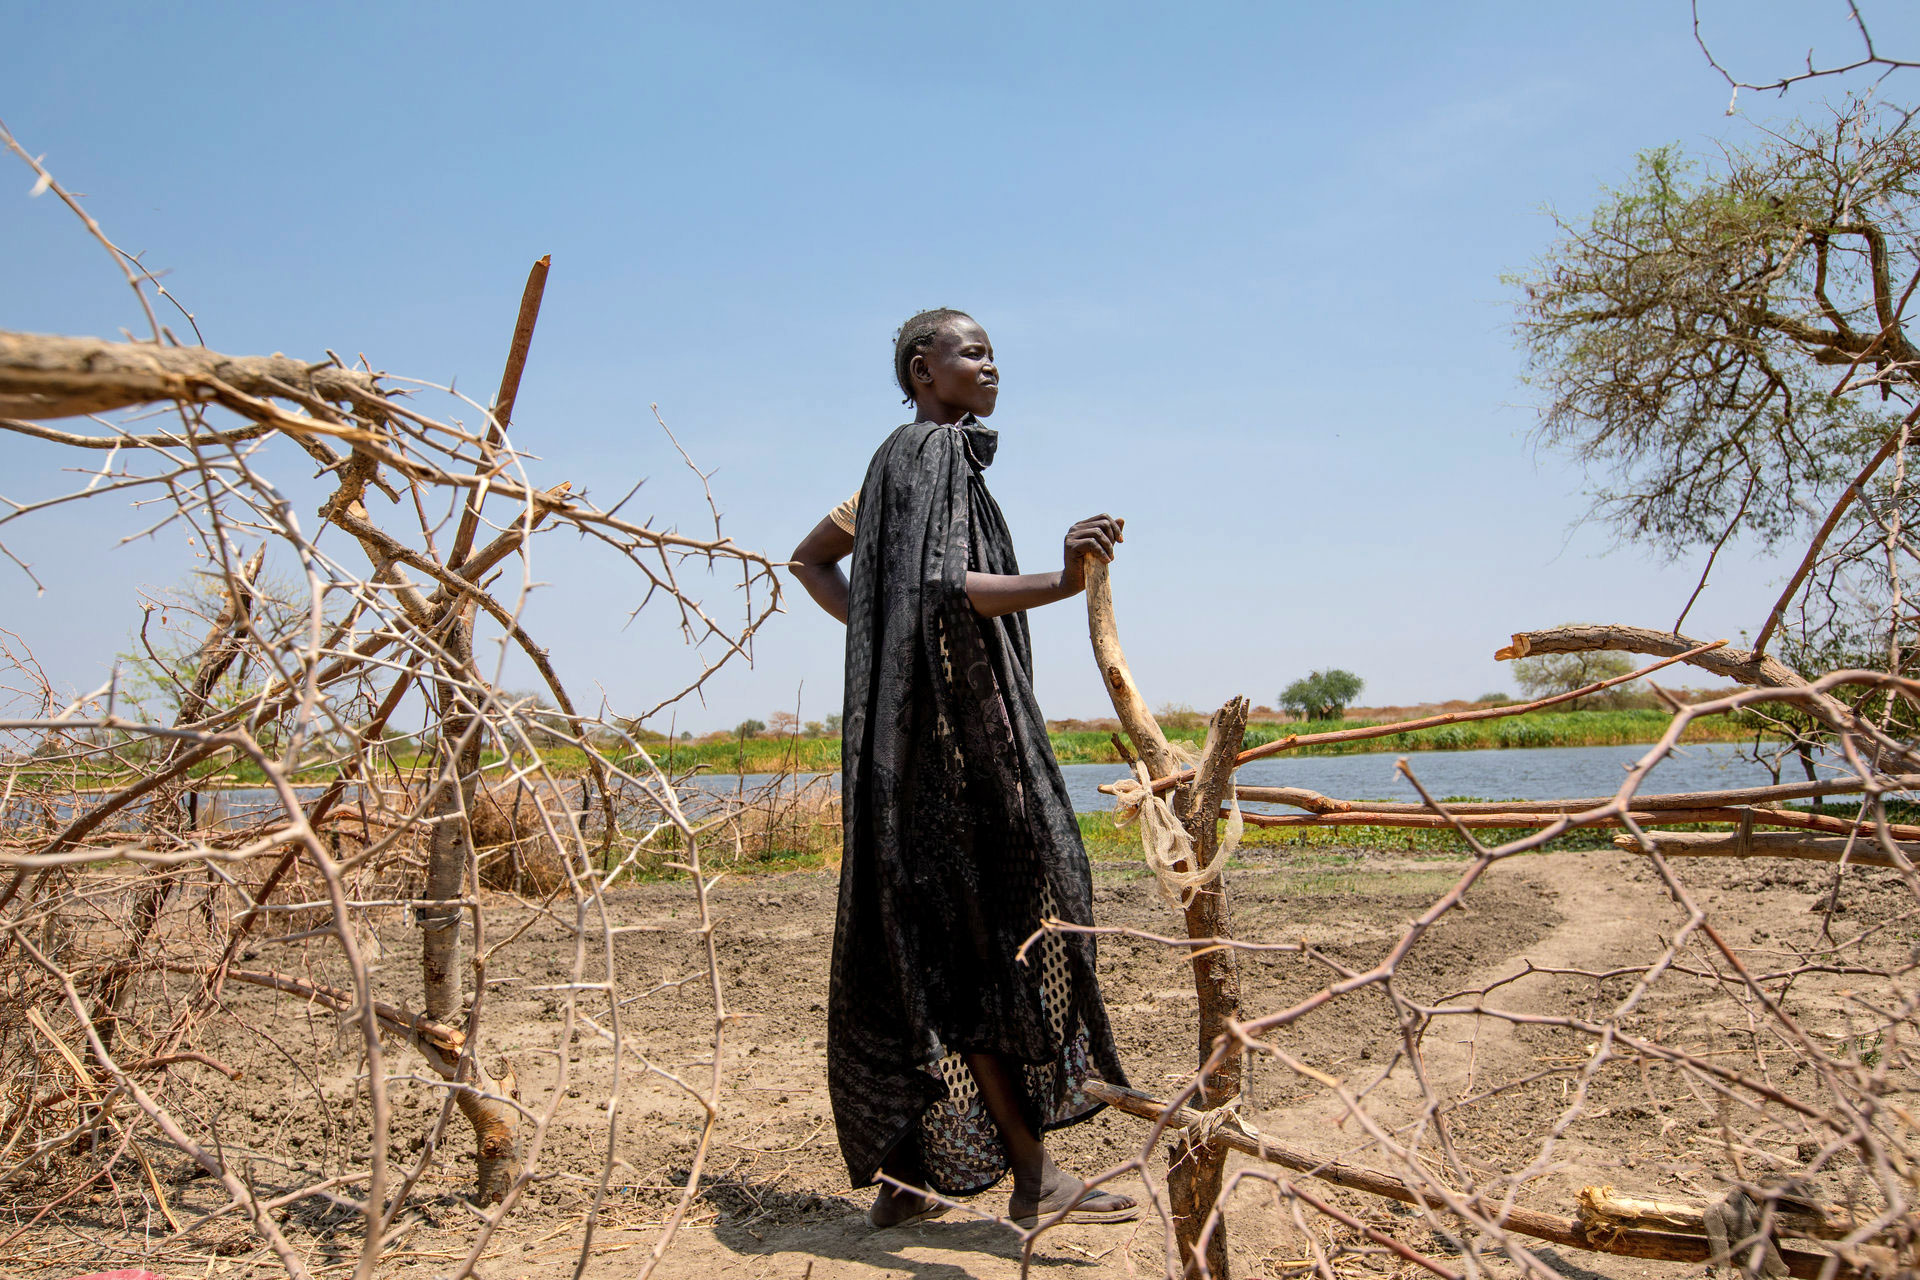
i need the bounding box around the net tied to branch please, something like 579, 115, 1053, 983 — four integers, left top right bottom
1704, 1188, 1790, 1280
1108, 740, 1243, 908
1184, 1096, 1251, 1148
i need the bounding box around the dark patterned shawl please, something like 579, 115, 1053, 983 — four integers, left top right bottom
828, 418, 1126, 1190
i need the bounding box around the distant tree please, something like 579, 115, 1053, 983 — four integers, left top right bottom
735, 718, 767, 738
498, 689, 569, 749
117, 561, 330, 759
1510, 651, 1637, 710
1278, 669, 1365, 721
803, 720, 825, 737
766, 710, 800, 738
823, 712, 843, 734
1154, 702, 1205, 732
1476, 691, 1511, 704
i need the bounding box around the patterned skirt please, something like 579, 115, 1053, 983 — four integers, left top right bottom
909, 882, 1105, 1193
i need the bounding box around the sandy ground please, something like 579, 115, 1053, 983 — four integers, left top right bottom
7, 842, 1912, 1280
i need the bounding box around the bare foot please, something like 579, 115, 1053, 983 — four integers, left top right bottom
869, 1182, 949, 1229
1009, 1164, 1139, 1225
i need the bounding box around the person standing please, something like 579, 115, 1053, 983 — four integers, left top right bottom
789, 309, 1137, 1228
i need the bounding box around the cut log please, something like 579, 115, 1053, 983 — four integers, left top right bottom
1086, 1082, 1853, 1278
1496, 626, 1799, 691
1496, 625, 1894, 766
0, 330, 388, 421
1576, 1184, 1860, 1244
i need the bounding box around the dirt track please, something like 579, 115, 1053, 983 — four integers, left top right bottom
14, 842, 1912, 1279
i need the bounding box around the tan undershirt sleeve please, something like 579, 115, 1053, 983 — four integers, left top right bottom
828, 490, 860, 536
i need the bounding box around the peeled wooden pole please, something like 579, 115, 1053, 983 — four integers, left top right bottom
448, 254, 550, 571
1086, 556, 1175, 779
1225, 776, 1920, 815
1087, 1083, 1855, 1279
1231, 805, 1920, 841
1086, 557, 1243, 1279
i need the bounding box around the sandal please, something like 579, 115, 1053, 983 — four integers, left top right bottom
1012, 1189, 1140, 1227
869, 1191, 952, 1229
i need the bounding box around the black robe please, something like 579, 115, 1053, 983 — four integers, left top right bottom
829, 418, 1127, 1195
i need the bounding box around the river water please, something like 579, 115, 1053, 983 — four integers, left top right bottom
693, 740, 1820, 813
1141, 741, 1795, 811
18, 742, 1836, 833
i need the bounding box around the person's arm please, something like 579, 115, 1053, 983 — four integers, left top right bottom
964, 515, 1123, 619
789, 515, 855, 624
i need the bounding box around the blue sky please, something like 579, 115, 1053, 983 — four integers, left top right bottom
5, 3, 1915, 731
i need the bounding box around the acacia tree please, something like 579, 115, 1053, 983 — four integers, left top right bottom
1514, 98, 1920, 672
1279, 668, 1364, 721
1510, 650, 1637, 710
116, 566, 337, 751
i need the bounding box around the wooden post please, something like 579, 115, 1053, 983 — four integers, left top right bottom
1086, 558, 1246, 1279
1166, 696, 1247, 1280
448, 254, 549, 572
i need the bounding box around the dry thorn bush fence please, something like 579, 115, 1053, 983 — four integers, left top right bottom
1, 93, 1918, 1280
1061, 565, 1920, 1280
0, 120, 788, 1279
1032, 34, 1920, 1268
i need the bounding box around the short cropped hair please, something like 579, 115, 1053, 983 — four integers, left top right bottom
892, 308, 973, 402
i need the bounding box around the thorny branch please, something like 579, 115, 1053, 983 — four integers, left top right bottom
1061, 569, 1920, 1278
1694, 1, 1918, 110
0, 130, 782, 1280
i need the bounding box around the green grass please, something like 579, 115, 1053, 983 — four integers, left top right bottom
1073, 810, 1607, 859
538, 708, 1757, 777
524, 792, 1919, 884
489, 708, 1759, 777
624, 841, 834, 881
1050, 707, 1753, 765
528, 790, 1920, 884
620, 736, 844, 775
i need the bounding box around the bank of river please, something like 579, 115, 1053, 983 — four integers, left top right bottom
20, 711, 1757, 797
17, 742, 1849, 838
623, 707, 1754, 775
685, 740, 1821, 812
